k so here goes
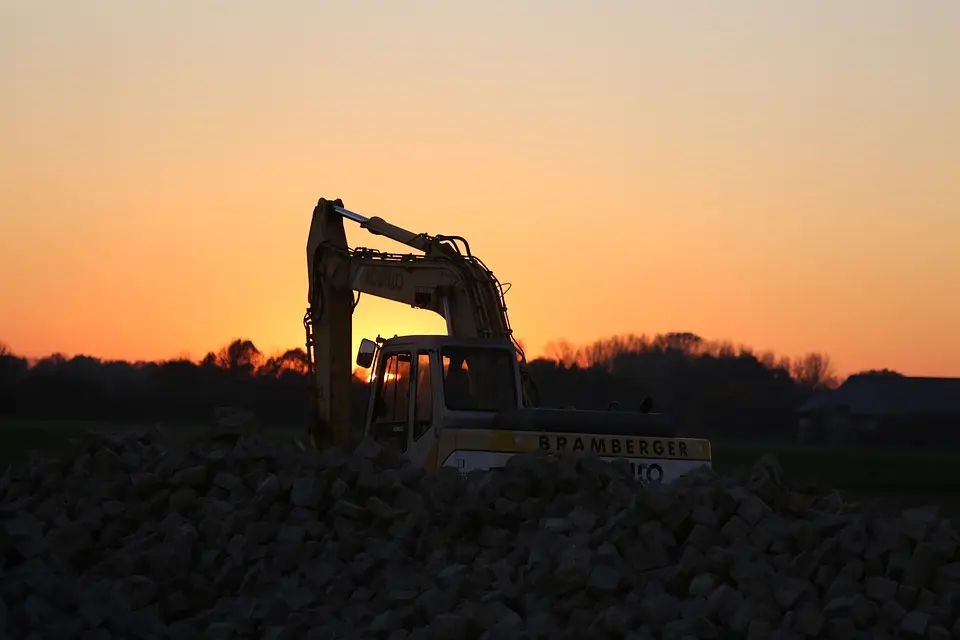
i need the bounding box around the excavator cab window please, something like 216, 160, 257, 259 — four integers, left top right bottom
413, 351, 433, 440
441, 347, 517, 412
370, 351, 411, 452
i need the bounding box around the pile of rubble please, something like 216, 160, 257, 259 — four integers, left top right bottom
2, 429, 959, 639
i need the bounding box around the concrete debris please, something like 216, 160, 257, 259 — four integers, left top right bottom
2, 429, 960, 639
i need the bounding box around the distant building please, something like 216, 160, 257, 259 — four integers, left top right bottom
796, 375, 960, 446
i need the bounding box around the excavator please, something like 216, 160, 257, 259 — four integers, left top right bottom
304, 198, 712, 485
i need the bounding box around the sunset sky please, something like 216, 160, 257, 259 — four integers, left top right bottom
1, 1, 958, 377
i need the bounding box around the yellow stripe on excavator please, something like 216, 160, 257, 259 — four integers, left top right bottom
440, 428, 712, 464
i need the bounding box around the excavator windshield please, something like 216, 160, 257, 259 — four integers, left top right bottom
441, 346, 518, 412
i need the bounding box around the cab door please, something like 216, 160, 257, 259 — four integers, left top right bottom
404, 350, 440, 469
367, 350, 413, 453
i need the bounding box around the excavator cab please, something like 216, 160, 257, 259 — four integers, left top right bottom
358, 334, 524, 467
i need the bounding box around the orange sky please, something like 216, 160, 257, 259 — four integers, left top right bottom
1, 1, 958, 377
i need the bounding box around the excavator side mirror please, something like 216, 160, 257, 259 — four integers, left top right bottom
356, 339, 377, 368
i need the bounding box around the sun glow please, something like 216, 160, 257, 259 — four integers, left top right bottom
365, 371, 400, 383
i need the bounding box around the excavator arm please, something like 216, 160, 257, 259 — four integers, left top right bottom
305, 198, 537, 449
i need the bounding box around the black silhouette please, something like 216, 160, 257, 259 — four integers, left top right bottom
1, 333, 950, 447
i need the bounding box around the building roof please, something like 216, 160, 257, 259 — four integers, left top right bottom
797, 375, 960, 416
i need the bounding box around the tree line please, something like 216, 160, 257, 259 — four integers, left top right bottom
0, 332, 869, 441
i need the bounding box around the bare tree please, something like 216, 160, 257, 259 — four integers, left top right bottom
714, 341, 737, 358
259, 348, 310, 377
791, 351, 839, 390
0, 341, 10, 357
216, 339, 264, 374
758, 350, 792, 373
757, 350, 777, 369
543, 339, 580, 368
663, 332, 704, 354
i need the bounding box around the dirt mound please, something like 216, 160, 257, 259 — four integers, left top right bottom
1, 429, 959, 639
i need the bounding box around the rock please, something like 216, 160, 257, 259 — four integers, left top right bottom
586, 564, 621, 595
899, 610, 928, 638
171, 465, 207, 488
2, 432, 960, 638
865, 576, 898, 602
928, 625, 951, 640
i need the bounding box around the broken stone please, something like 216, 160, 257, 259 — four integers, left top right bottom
1, 435, 959, 638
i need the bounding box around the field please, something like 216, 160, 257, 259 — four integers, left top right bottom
2, 419, 960, 507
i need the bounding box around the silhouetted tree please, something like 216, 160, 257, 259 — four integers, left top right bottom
852, 368, 904, 377
214, 339, 263, 375
0, 333, 896, 444
260, 348, 310, 378
790, 351, 839, 391
543, 339, 579, 368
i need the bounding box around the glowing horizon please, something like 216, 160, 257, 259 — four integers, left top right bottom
1, 1, 958, 378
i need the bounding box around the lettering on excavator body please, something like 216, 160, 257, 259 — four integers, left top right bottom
363, 268, 404, 291
629, 462, 664, 483
537, 435, 690, 459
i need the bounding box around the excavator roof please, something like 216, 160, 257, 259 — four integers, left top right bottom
379, 334, 516, 351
